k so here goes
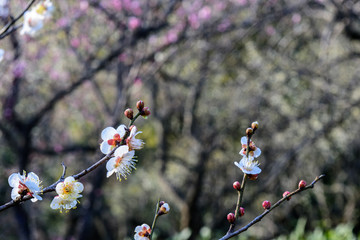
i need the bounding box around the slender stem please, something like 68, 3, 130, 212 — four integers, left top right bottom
234, 173, 247, 219
149, 201, 160, 240
129, 111, 142, 127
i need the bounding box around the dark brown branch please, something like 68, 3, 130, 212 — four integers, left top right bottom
219, 174, 325, 240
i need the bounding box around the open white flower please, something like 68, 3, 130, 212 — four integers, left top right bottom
50, 196, 78, 213
106, 145, 136, 181
100, 124, 127, 154
239, 136, 261, 158
20, 10, 45, 36
234, 156, 261, 175
8, 171, 42, 202
158, 202, 170, 215
55, 176, 84, 201
126, 126, 144, 151
134, 223, 151, 240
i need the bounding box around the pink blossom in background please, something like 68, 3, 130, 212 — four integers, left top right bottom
13, 61, 26, 78
110, 0, 122, 11
118, 53, 127, 62
188, 14, 200, 29
292, 13, 301, 24
134, 77, 142, 85
56, 17, 69, 28
233, 0, 247, 6
79, 1, 89, 11
130, 1, 142, 16
70, 38, 81, 48
217, 19, 231, 32
166, 31, 178, 44
265, 25, 275, 36
128, 17, 141, 30
214, 2, 226, 11
198, 6, 211, 20
54, 144, 64, 153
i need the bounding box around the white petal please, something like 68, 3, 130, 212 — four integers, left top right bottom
64, 176, 76, 184
50, 196, 61, 209
73, 182, 84, 193
253, 148, 261, 158
11, 188, 19, 200
27, 172, 40, 183
241, 136, 247, 145
100, 142, 111, 154
56, 182, 65, 195
114, 145, 129, 157
116, 124, 127, 137
106, 158, 116, 171
106, 170, 115, 178
101, 127, 117, 140
8, 173, 20, 187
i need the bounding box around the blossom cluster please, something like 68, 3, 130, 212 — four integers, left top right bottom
20, 0, 54, 36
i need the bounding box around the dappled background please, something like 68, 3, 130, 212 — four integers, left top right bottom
0, 0, 360, 239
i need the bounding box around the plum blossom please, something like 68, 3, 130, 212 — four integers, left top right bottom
239, 136, 261, 158
55, 176, 84, 200
158, 202, 170, 215
126, 126, 144, 151
234, 156, 261, 175
50, 196, 78, 213
106, 145, 136, 181
128, 17, 141, 30
134, 223, 151, 240
8, 171, 42, 202
100, 124, 127, 154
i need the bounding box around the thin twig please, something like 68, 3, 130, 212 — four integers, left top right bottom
219, 174, 325, 240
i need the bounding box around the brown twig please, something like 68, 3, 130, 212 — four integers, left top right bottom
219, 174, 325, 240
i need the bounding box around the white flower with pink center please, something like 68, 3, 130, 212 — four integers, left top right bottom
134, 223, 151, 240
8, 171, 42, 202
239, 136, 261, 158
234, 156, 261, 175
106, 145, 136, 181
100, 124, 127, 154
55, 176, 84, 201
126, 126, 144, 151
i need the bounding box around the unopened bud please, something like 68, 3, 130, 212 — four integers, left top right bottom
246, 128, 253, 136
239, 207, 245, 217
158, 202, 170, 216
262, 200, 271, 210
141, 107, 151, 117
283, 191, 291, 200
124, 108, 134, 120
227, 213, 235, 224
233, 181, 241, 191
247, 174, 259, 180
298, 180, 306, 189
136, 100, 145, 111
251, 121, 259, 131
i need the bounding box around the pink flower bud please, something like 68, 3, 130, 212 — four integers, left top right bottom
246, 128, 253, 136
262, 200, 271, 210
247, 174, 259, 180
283, 191, 291, 200
239, 207, 245, 217
227, 213, 235, 224
136, 100, 144, 111
124, 108, 134, 120
298, 180, 306, 189
141, 107, 151, 117
233, 181, 241, 191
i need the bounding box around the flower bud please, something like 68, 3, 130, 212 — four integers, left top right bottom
262, 200, 271, 210
247, 174, 259, 180
227, 213, 235, 224
233, 181, 241, 191
239, 207, 245, 217
124, 108, 134, 120
246, 128, 253, 136
283, 191, 291, 200
251, 121, 259, 131
136, 100, 145, 111
158, 202, 170, 216
298, 180, 306, 189
141, 107, 151, 117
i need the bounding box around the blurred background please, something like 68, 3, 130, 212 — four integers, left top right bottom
0, 0, 359, 239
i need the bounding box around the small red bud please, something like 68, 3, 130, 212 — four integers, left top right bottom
136, 100, 145, 111
283, 191, 291, 200
124, 108, 134, 120
159, 201, 165, 207
239, 207, 245, 217
251, 121, 259, 131
298, 180, 306, 189
246, 128, 253, 136
141, 107, 151, 117
262, 200, 271, 210
233, 181, 241, 191
227, 213, 235, 224
247, 174, 259, 180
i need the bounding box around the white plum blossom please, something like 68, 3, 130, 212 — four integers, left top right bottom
8, 171, 42, 202
239, 136, 261, 158
0, 49, 4, 62
55, 176, 84, 200
134, 223, 151, 240
234, 156, 261, 175
51, 176, 84, 212
106, 145, 136, 181
126, 126, 144, 151
158, 202, 170, 215
100, 124, 127, 154
20, 0, 54, 36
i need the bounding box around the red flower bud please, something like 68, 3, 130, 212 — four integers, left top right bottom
233, 181, 241, 191
247, 174, 259, 180
141, 107, 151, 117
136, 100, 145, 111
239, 207, 245, 217
262, 200, 271, 210
124, 108, 134, 120
245, 128, 253, 136
283, 191, 291, 200
251, 121, 259, 131
298, 180, 306, 189
227, 213, 235, 224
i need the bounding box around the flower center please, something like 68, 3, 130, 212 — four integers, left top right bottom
107, 133, 121, 147
114, 156, 123, 168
